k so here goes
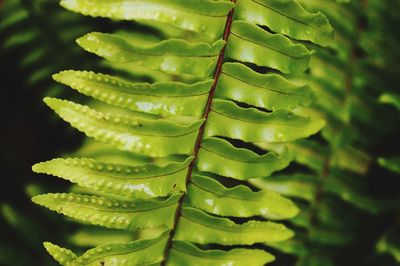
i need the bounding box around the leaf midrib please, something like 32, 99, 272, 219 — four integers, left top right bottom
222, 70, 297, 95
66, 165, 188, 180
199, 144, 275, 164
181, 213, 271, 233
191, 181, 261, 202
211, 108, 303, 127
160, 1, 237, 264
60, 199, 178, 213
251, 0, 321, 32
172, 244, 250, 261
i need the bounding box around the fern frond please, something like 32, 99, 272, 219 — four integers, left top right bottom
32, 0, 334, 264
248, 1, 400, 264
0, 0, 96, 93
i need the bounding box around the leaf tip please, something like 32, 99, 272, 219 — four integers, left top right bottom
32, 194, 55, 209
76, 32, 102, 51
44, 241, 77, 265
75, 32, 94, 49
43, 97, 63, 112
43, 241, 54, 251
32, 162, 46, 174
31, 194, 44, 205
317, 118, 327, 130
75, 35, 86, 47
289, 202, 301, 219
43, 96, 55, 106
52, 72, 63, 83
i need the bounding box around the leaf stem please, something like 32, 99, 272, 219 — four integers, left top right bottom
161, 1, 237, 264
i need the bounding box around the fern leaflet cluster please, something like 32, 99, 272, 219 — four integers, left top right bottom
32, 0, 333, 265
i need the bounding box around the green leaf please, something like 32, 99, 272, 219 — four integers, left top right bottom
175, 207, 294, 245
250, 174, 319, 201
226, 21, 313, 74
235, 0, 333, 46
379, 93, 400, 111
325, 173, 394, 214
43, 242, 77, 266
331, 146, 371, 175
67, 233, 169, 266
376, 230, 400, 263
53, 70, 213, 117
60, 0, 234, 41
287, 74, 347, 123
44, 97, 203, 157
187, 175, 299, 219
287, 140, 328, 172
32, 157, 193, 199
205, 99, 325, 143
168, 241, 275, 266
265, 234, 308, 256
196, 137, 293, 179
74, 140, 156, 165
216, 62, 314, 111
297, 0, 357, 45
378, 157, 400, 174
307, 51, 348, 91
69, 227, 136, 247
77, 32, 225, 77
32, 193, 180, 230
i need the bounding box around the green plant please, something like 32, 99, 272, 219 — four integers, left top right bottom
0, 1, 99, 264
250, 1, 400, 265
0, 0, 98, 96
365, 1, 400, 264
30, 0, 336, 265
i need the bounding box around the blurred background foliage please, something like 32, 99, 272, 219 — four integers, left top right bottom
0, 0, 399, 265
